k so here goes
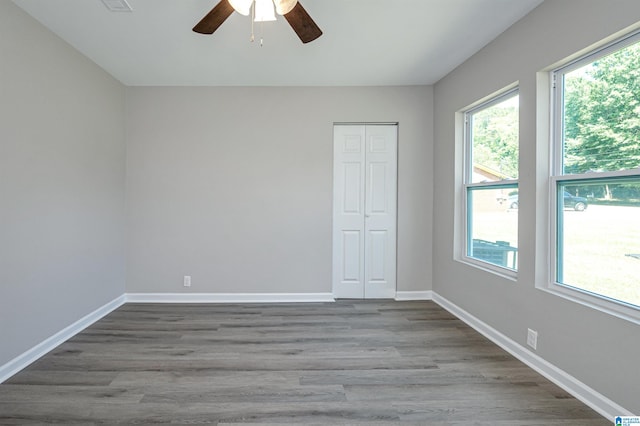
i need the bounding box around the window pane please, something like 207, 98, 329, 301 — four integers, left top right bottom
557, 180, 640, 308
562, 42, 640, 174
468, 186, 518, 269
470, 95, 519, 183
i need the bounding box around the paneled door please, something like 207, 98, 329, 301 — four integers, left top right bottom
332, 124, 397, 299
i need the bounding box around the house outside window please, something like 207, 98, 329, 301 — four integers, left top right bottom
463, 89, 519, 274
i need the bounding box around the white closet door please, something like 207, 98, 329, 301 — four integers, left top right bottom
332, 125, 367, 298
363, 125, 397, 298
332, 124, 397, 299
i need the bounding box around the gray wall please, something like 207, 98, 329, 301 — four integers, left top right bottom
433, 0, 640, 412
0, 2, 126, 366
126, 86, 433, 295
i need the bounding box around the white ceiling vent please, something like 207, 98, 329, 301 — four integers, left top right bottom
101, 0, 133, 12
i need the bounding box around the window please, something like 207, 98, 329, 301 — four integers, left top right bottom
463, 89, 519, 273
552, 32, 640, 314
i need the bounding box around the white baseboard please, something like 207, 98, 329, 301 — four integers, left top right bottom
0, 294, 126, 384
431, 292, 633, 419
395, 290, 433, 301
125, 292, 335, 304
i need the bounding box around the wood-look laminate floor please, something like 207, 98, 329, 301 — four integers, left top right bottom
0, 301, 608, 425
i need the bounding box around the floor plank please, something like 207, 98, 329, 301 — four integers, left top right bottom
0, 301, 608, 424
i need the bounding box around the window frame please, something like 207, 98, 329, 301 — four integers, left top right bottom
462, 87, 520, 278
548, 30, 640, 322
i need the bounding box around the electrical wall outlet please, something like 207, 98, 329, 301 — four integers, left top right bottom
183, 275, 191, 287
527, 328, 538, 350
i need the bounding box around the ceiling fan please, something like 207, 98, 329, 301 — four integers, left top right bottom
193, 0, 323, 44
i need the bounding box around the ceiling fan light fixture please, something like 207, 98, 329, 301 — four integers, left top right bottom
274, 0, 297, 15
228, 0, 252, 16
193, 0, 322, 44
254, 0, 276, 22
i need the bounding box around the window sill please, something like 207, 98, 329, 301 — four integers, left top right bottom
458, 256, 518, 282
539, 283, 640, 326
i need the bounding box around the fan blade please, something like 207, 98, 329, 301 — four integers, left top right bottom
283, 2, 322, 44
193, 0, 235, 35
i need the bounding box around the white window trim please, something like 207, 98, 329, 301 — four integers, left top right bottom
460, 88, 519, 278
546, 31, 640, 324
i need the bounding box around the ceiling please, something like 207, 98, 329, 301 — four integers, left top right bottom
12, 0, 543, 86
